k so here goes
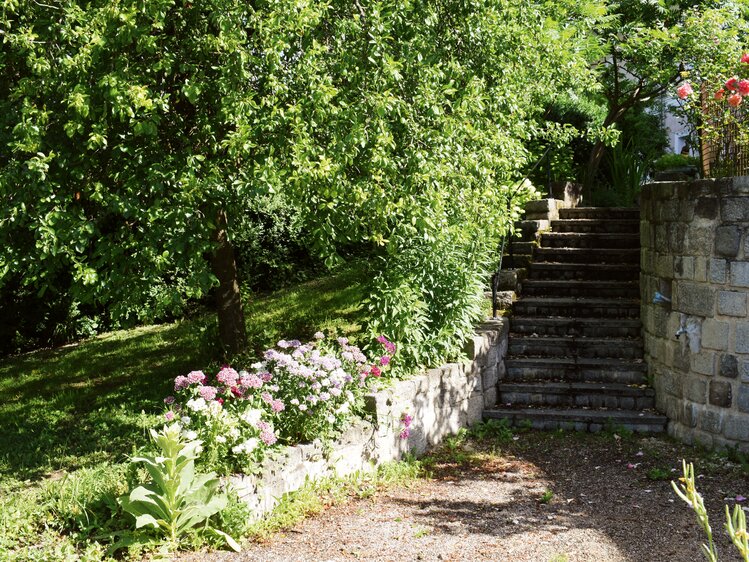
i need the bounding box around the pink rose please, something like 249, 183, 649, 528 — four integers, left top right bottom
742, 53, 749, 64
726, 76, 739, 91
739, 79, 749, 96
728, 93, 743, 107
714, 89, 725, 101
676, 82, 693, 99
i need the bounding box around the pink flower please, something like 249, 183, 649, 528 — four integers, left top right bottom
260, 372, 273, 382
380, 355, 391, 366
240, 373, 263, 389
401, 413, 413, 426
715, 89, 725, 101
260, 430, 277, 446
736, 495, 747, 503
261, 392, 273, 404
741, 53, 749, 64
199, 385, 218, 401
165, 411, 175, 421
728, 93, 743, 107
186, 370, 206, 384
739, 79, 749, 96
164, 396, 175, 405
369, 365, 382, 377
271, 399, 285, 413
676, 82, 693, 99
216, 367, 239, 385
726, 76, 739, 91
399, 428, 411, 440
376, 335, 396, 354
174, 376, 189, 391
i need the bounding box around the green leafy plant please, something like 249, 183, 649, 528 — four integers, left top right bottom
647, 467, 672, 481
470, 418, 514, 442
118, 424, 239, 552
539, 489, 554, 504
672, 459, 749, 561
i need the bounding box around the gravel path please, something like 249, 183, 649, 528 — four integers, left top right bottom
181, 432, 749, 562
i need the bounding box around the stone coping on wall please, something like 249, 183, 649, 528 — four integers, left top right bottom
641, 176, 749, 451
230, 318, 509, 519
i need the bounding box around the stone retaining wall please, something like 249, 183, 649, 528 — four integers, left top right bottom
231, 318, 509, 518
641, 177, 749, 450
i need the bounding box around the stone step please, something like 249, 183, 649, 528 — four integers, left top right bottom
528, 262, 639, 281
515, 219, 550, 240
483, 407, 666, 433
501, 254, 532, 269
540, 232, 640, 250
508, 336, 643, 360
551, 218, 640, 234
512, 297, 640, 318
533, 247, 639, 264
509, 241, 537, 255
559, 207, 640, 220
510, 317, 641, 338
505, 357, 647, 384
521, 280, 640, 298
498, 382, 655, 410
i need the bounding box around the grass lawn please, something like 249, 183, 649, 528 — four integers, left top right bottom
0, 264, 369, 489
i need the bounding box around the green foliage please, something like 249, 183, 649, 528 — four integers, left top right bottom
539, 489, 554, 504
118, 424, 239, 552
469, 418, 514, 442
646, 467, 672, 481
653, 153, 701, 171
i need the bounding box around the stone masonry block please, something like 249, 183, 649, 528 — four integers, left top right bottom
731, 262, 749, 288
718, 291, 747, 317
715, 225, 741, 257
683, 402, 699, 428
695, 197, 718, 219
724, 414, 749, 442
674, 281, 715, 317
695, 258, 708, 282
482, 364, 499, 390
738, 386, 749, 414
687, 227, 714, 256
700, 409, 723, 434
709, 259, 727, 284
709, 380, 732, 407
691, 352, 715, 376
742, 360, 749, 382
720, 354, 739, 378
702, 319, 729, 350
737, 323, 749, 354
722, 197, 749, 222
674, 256, 695, 280
686, 378, 707, 404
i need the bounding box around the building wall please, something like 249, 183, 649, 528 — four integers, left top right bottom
641, 177, 749, 450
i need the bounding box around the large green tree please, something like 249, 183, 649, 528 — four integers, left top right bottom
1, 0, 603, 359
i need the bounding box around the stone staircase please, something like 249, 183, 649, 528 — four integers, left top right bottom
484, 206, 667, 433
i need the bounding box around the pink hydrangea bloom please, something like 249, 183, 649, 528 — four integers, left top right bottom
676, 82, 693, 99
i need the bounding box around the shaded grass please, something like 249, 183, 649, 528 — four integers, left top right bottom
0, 264, 369, 486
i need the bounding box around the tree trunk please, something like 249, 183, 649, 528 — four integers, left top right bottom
583, 139, 608, 199
211, 208, 247, 356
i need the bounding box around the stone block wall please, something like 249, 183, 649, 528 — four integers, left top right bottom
641, 177, 749, 450
231, 318, 509, 518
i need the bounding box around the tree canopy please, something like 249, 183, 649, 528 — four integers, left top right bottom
2, 0, 605, 359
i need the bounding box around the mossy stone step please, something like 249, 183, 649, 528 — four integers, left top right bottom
483, 407, 666, 433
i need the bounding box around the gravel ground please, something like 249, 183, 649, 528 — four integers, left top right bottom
180, 431, 749, 562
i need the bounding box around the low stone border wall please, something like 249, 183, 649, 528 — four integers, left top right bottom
231, 318, 508, 518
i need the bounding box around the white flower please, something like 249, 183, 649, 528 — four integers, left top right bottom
298, 404, 308, 411
320, 378, 330, 387
290, 398, 300, 406
186, 398, 207, 412
330, 387, 342, 397
208, 401, 223, 416
314, 331, 325, 339
327, 414, 336, 424
181, 416, 192, 425
320, 392, 330, 401
242, 438, 259, 453
184, 430, 198, 440
216, 435, 227, 443
337, 403, 350, 414
240, 408, 263, 426
251, 362, 266, 370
